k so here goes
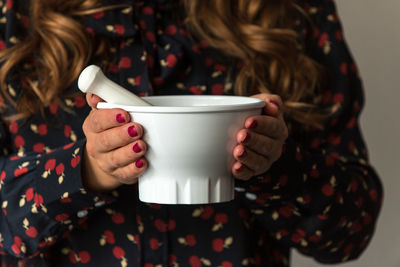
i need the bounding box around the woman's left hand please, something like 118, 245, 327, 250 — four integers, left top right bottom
232, 94, 288, 180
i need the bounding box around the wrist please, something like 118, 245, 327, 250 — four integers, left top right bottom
81, 148, 122, 192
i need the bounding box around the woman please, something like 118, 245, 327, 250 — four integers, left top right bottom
0, 0, 382, 266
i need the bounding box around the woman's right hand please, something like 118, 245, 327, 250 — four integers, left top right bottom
81, 93, 148, 192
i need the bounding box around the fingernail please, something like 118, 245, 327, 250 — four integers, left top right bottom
241, 133, 250, 143
249, 120, 257, 129
116, 114, 125, 123
135, 159, 143, 168
128, 126, 137, 137
133, 143, 141, 153
235, 164, 243, 172
270, 100, 280, 110
238, 149, 247, 157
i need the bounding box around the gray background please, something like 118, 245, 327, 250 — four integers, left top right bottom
293, 0, 400, 267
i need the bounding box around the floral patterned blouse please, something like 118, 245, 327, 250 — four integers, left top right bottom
0, 0, 383, 266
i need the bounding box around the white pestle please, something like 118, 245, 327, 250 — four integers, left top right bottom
78, 65, 152, 106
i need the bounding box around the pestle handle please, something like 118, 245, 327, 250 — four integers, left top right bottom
78, 65, 151, 106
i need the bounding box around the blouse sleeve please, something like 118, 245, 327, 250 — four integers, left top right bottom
235, 0, 383, 264
0, 1, 114, 258
0, 125, 113, 258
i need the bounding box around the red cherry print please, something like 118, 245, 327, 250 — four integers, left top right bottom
25, 226, 38, 238
79, 251, 91, 264
112, 246, 125, 259
322, 184, 335, 196
169, 254, 177, 266
119, 57, 132, 68
49, 100, 58, 114
0, 40, 5, 50
346, 117, 356, 128
55, 213, 69, 222
111, 212, 125, 224
92, 11, 104, 19
104, 230, 115, 244
33, 143, 45, 152
11, 243, 21, 255
6, 0, 13, 10
318, 32, 329, 47
189, 255, 202, 267
56, 163, 65, 175
278, 205, 292, 218
14, 236, 22, 246
37, 124, 48, 136
114, 24, 125, 35
9, 120, 18, 133
34, 193, 43, 206
145, 31, 156, 42
74, 95, 86, 108
14, 167, 28, 178
45, 159, 56, 171
149, 238, 159, 250
221, 261, 233, 267
12, 236, 22, 255
369, 189, 378, 202
142, 6, 154, 15
332, 93, 344, 104
201, 205, 214, 219
309, 234, 321, 243
168, 219, 176, 231
135, 75, 142, 86
185, 234, 196, 247
340, 62, 348, 75
189, 86, 202, 95
14, 135, 25, 148
71, 155, 81, 168
214, 213, 228, 224
69, 251, 78, 264
212, 238, 224, 252
211, 84, 223, 95
166, 54, 177, 68
63, 143, 74, 150
165, 25, 177, 36
154, 218, 167, 232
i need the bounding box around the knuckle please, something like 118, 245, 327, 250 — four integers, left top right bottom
99, 133, 111, 150
109, 150, 122, 169
91, 113, 103, 132
85, 142, 95, 158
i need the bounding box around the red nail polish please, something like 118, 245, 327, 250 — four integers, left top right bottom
116, 114, 125, 123
239, 149, 247, 157
270, 100, 280, 110
242, 133, 250, 143
128, 126, 137, 137
135, 159, 143, 168
133, 143, 141, 153
235, 164, 243, 172
249, 120, 257, 129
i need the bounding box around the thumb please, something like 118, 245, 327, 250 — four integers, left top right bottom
85, 93, 105, 109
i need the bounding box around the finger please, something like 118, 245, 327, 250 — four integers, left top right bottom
96, 123, 143, 152
86, 93, 105, 109
252, 94, 282, 117
85, 108, 131, 133
244, 116, 288, 140
232, 161, 254, 180
111, 157, 148, 184
233, 144, 270, 174
236, 129, 277, 157
104, 140, 147, 171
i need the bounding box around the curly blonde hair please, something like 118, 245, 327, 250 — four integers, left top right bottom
0, 0, 330, 127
